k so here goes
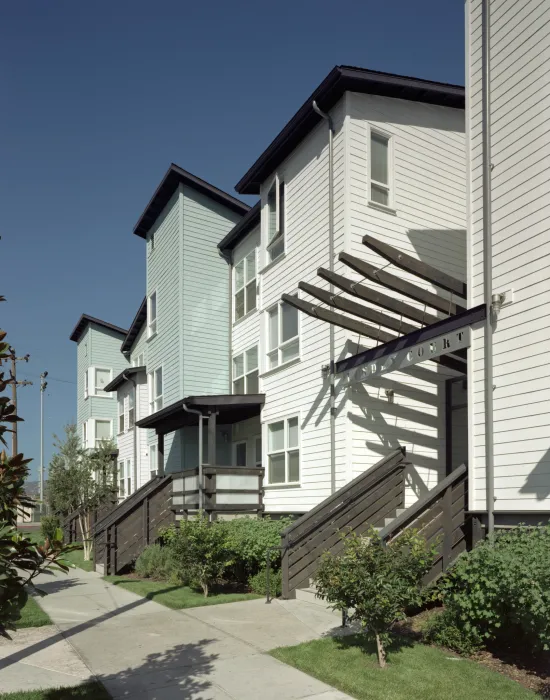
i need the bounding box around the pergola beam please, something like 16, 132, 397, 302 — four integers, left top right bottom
362, 233, 467, 299
340, 252, 466, 316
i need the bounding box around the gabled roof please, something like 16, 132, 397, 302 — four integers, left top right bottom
70, 314, 128, 343
133, 163, 250, 239
218, 201, 261, 254
121, 298, 147, 353
236, 65, 465, 195
103, 366, 146, 393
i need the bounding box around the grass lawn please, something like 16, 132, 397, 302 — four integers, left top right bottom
62, 548, 94, 573
270, 634, 537, 700
14, 596, 51, 629
104, 576, 261, 609
0, 681, 110, 700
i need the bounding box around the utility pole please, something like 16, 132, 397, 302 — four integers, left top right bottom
6, 348, 32, 456
40, 372, 48, 507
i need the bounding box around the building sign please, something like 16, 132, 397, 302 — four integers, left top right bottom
350, 327, 470, 381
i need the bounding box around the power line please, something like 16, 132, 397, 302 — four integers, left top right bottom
20, 371, 76, 385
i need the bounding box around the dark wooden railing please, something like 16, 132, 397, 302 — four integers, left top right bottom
379, 462, 471, 585
93, 474, 173, 575
281, 448, 408, 598
172, 465, 264, 517
62, 498, 116, 544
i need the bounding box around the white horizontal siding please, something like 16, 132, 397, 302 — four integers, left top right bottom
467, 0, 550, 511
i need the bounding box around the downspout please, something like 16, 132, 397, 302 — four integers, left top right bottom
182, 403, 204, 511
122, 370, 138, 492
312, 100, 336, 495
481, 0, 495, 537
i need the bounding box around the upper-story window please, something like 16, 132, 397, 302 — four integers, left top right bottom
84, 371, 89, 399
266, 177, 285, 263
234, 250, 257, 321
369, 129, 392, 208
267, 416, 300, 485
118, 397, 125, 434
267, 300, 299, 370
132, 353, 144, 367
95, 419, 111, 448
82, 422, 87, 448
128, 390, 135, 428
95, 368, 111, 394
233, 345, 259, 394
85, 367, 112, 398
148, 291, 157, 338
148, 367, 163, 414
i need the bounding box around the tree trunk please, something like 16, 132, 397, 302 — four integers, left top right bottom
202, 582, 209, 598
375, 633, 386, 669
79, 511, 91, 561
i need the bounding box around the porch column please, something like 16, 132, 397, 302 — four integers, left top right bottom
157, 432, 164, 476
207, 412, 217, 466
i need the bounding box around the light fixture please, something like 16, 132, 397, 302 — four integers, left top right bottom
491, 292, 506, 317
321, 364, 330, 379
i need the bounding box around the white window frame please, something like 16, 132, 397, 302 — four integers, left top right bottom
232, 345, 259, 394
118, 397, 125, 434
86, 366, 113, 398
368, 125, 394, 210
264, 174, 285, 265
234, 440, 248, 467
126, 458, 132, 496
84, 371, 89, 399
148, 367, 163, 414
94, 419, 112, 449
233, 249, 257, 322
82, 422, 88, 449
132, 353, 145, 367
118, 460, 125, 498
265, 299, 300, 371
265, 415, 300, 486
128, 389, 135, 429
149, 444, 157, 478
147, 290, 157, 338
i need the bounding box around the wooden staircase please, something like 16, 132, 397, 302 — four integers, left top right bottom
281, 450, 474, 599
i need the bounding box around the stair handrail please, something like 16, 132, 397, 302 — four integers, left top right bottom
378, 462, 467, 541
281, 447, 408, 547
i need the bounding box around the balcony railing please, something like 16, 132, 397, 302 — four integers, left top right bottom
172, 465, 264, 515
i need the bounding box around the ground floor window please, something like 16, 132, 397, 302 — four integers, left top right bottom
149, 444, 157, 478
233, 345, 259, 394
267, 416, 299, 485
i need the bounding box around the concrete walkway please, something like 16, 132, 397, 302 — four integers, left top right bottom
0, 568, 353, 699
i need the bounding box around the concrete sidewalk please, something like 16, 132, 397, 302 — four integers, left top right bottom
1, 568, 353, 699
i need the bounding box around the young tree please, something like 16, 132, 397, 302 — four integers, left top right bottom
314, 526, 437, 668
47, 425, 116, 560
0, 326, 75, 637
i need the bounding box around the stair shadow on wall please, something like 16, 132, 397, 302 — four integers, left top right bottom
519, 446, 550, 502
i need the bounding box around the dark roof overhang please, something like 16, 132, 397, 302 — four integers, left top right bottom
236, 65, 465, 195
136, 394, 265, 434
103, 366, 146, 393
70, 314, 128, 343
121, 298, 147, 353
218, 201, 261, 254
134, 163, 250, 239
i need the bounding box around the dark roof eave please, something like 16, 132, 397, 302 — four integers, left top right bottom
134, 164, 250, 239
218, 201, 261, 253
121, 298, 147, 353
69, 315, 128, 343
103, 366, 146, 393
236, 65, 465, 195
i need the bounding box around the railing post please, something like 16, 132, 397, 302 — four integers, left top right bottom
443, 484, 453, 569
281, 533, 290, 599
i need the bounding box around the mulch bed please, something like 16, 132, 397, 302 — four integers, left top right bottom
395, 609, 550, 697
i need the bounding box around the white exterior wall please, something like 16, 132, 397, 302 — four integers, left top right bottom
115, 372, 149, 497
345, 92, 466, 506
467, 0, 550, 511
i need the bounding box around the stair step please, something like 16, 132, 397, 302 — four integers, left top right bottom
384, 517, 395, 527
396, 508, 406, 516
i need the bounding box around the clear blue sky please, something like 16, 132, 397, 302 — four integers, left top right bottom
0, 1, 465, 481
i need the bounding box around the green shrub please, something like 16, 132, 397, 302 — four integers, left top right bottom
437, 525, 550, 655
249, 567, 282, 597
224, 516, 293, 579
314, 527, 437, 667
424, 609, 483, 655
168, 514, 233, 596
135, 544, 173, 580
40, 515, 61, 544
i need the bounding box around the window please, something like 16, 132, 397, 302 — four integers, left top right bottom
83, 422, 87, 449
233, 345, 259, 394
267, 416, 299, 485
118, 397, 125, 434
267, 301, 299, 369
95, 368, 111, 394
148, 291, 157, 337
132, 353, 144, 367
149, 367, 163, 413
369, 130, 391, 207
255, 437, 262, 467
95, 420, 111, 448
128, 390, 135, 429
84, 371, 89, 399
126, 459, 132, 496
118, 461, 125, 498
235, 441, 247, 467
266, 178, 285, 262
234, 250, 257, 321
149, 444, 157, 478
